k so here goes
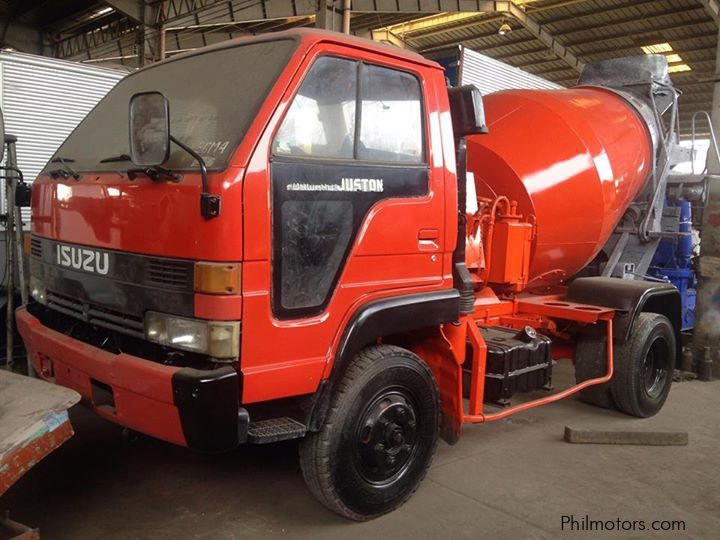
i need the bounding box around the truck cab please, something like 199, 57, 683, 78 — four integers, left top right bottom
19, 29, 458, 450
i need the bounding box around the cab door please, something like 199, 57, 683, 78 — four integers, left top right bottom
241, 47, 449, 403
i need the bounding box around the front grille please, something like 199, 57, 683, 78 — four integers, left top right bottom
46, 291, 144, 338
31, 237, 42, 257
147, 259, 193, 289
28, 302, 221, 369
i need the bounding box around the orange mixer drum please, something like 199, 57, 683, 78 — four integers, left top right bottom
466, 87, 653, 287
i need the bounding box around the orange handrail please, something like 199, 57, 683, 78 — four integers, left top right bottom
464, 317, 614, 423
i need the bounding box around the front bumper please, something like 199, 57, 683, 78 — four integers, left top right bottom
16, 306, 248, 452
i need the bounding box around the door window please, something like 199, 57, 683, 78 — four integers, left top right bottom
273, 57, 357, 159
358, 64, 424, 163
271, 56, 427, 317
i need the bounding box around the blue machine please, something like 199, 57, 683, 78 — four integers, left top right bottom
647, 200, 697, 331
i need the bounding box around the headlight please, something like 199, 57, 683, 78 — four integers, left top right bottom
30, 275, 47, 305
144, 311, 239, 358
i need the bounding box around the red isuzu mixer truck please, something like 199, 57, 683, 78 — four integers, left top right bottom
17, 30, 685, 519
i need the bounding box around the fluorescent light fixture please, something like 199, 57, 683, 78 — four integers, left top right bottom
90, 6, 113, 18
641, 42, 673, 54
372, 12, 483, 38
668, 64, 692, 73
665, 53, 683, 63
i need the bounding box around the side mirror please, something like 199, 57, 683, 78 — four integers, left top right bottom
448, 85, 489, 139
0, 106, 5, 162
129, 91, 170, 167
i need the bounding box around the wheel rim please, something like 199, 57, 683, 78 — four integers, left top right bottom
642, 336, 670, 399
354, 388, 419, 485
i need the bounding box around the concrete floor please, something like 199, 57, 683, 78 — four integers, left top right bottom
3, 364, 719, 539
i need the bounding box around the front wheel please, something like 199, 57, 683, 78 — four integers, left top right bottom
299, 345, 440, 520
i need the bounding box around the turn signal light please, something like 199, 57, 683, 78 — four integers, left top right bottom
194, 262, 241, 295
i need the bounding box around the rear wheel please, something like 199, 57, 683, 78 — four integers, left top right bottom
575, 337, 614, 409
575, 313, 675, 418
611, 313, 675, 418
299, 345, 440, 521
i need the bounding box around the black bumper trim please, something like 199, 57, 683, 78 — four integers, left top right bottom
172, 365, 248, 452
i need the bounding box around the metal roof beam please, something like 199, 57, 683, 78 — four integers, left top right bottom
489, 2, 584, 72
159, 0, 317, 27
419, 28, 540, 53
103, 1, 147, 25
564, 17, 713, 48
551, 5, 707, 41
560, 34, 719, 60
53, 0, 317, 64
385, 1, 598, 41
383, 13, 496, 39
554, 69, 717, 86
316, 0, 343, 31
507, 32, 712, 62
351, 1, 493, 13
419, 13, 716, 58
102, 1, 167, 65
376, 1, 583, 71
537, 0, 692, 28
502, 45, 718, 75
422, 12, 708, 63
52, 16, 139, 59
699, 0, 720, 25
371, 28, 417, 50
351, 0, 590, 15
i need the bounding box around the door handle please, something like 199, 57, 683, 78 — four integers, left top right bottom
418, 228, 440, 251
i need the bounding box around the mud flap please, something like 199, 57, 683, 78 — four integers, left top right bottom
411, 325, 465, 445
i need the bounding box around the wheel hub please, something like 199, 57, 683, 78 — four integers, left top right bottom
642, 336, 670, 399
356, 391, 418, 483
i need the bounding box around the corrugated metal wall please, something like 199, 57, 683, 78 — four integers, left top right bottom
458, 47, 562, 93
0, 52, 127, 222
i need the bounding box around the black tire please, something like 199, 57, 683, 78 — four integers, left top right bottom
299, 345, 440, 521
575, 337, 615, 409
610, 313, 675, 418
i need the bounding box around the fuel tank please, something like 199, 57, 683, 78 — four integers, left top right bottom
466, 87, 653, 287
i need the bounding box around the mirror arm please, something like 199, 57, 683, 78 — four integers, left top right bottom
169, 135, 221, 219
0, 166, 24, 183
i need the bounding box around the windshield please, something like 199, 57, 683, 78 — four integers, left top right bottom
47, 39, 296, 172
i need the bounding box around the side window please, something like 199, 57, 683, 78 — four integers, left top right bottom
358, 64, 424, 163
273, 57, 357, 159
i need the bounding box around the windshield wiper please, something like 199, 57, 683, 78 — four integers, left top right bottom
100, 153, 132, 163
126, 166, 180, 182
101, 154, 179, 182
48, 156, 80, 180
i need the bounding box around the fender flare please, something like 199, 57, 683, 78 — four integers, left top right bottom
306, 289, 460, 431
566, 277, 683, 365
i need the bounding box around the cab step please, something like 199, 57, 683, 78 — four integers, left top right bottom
247, 417, 307, 444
